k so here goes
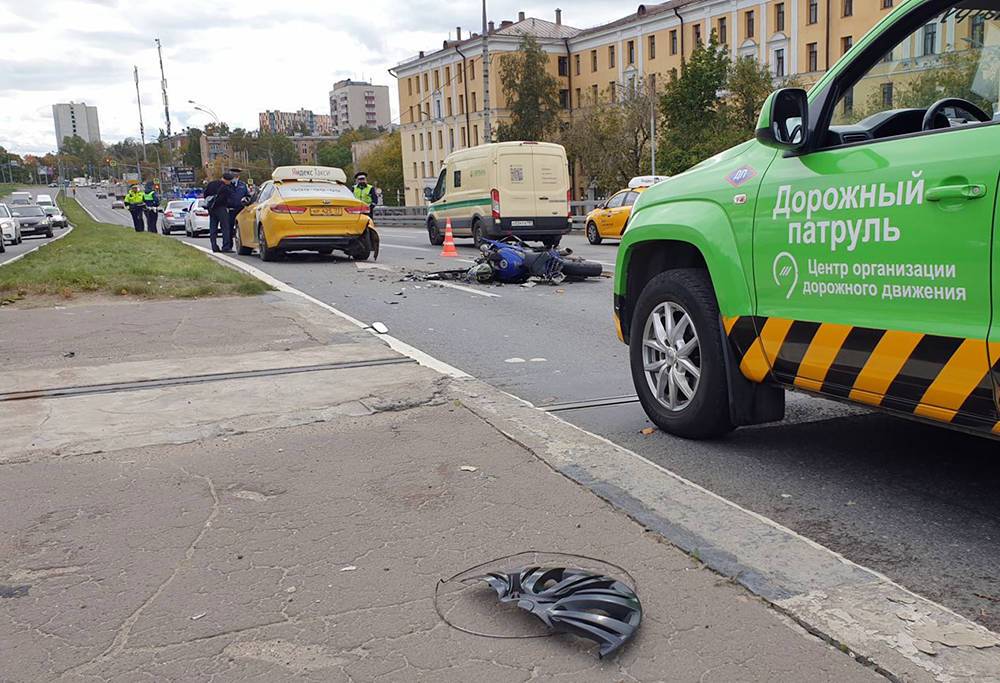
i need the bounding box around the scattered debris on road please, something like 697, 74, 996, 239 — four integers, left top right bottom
459, 465, 478, 472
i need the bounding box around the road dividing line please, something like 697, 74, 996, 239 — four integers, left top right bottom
0, 226, 74, 268
429, 281, 501, 298
181, 241, 471, 380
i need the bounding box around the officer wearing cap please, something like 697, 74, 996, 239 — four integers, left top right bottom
353, 172, 377, 217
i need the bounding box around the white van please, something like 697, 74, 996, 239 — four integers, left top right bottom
35, 193, 54, 207
9, 191, 32, 206
424, 141, 571, 247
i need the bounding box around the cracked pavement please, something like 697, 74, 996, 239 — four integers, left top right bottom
0, 294, 880, 681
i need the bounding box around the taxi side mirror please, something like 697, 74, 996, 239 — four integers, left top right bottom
756, 88, 809, 152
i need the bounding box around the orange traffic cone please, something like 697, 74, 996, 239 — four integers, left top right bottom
440, 217, 459, 258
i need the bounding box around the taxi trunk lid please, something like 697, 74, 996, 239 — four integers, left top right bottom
274, 184, 368, 233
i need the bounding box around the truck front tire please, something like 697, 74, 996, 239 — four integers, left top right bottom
629, 269, 734, 440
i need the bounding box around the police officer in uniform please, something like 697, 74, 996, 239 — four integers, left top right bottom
124, 185, 146, 232
142, 182, 160, 233
352, 172, 377, 217
227, 168, 250, 245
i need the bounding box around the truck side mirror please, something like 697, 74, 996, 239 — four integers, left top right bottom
423, 187, 434, 201
756, 88, 809, 152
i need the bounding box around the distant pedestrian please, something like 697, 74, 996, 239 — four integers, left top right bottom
227, 168, 250, 244
352, 172, 376, 217
203, 172, 235, 252
142, 182, 160, 233
124, 185, 145, 232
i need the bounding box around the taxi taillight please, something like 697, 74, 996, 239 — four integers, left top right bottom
271, 204, 307, 214
345, 206, 369, 214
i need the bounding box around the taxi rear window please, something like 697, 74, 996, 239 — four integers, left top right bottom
276, 182, 355, 200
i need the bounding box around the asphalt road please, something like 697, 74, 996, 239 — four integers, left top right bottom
0, 187, 70, 265
76, 187, 1000, 631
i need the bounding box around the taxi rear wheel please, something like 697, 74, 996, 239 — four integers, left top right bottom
587, 222, 603, 245
428, 219, 444, 246
629, 269, 733, 440
235, 226, 252, 255
257, 224, 280, 261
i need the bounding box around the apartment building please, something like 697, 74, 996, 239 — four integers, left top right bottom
392, 0, 908, 205
328, 79, 392, 136
52, 102, 101, 149
259, 109, 335, 136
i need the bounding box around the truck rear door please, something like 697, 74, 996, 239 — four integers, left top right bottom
497, 148, 537, 221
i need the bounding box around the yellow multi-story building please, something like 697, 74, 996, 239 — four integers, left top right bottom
391, 0, 964, 205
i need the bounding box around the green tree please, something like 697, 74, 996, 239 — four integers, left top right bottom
253, 131, 298, 168
658, 40, 731, 174
182, 128, 203, 168
317, 140, 352, 169
495, 34, 561, 142
359, 132, 403, 205
723, 56, 778, 143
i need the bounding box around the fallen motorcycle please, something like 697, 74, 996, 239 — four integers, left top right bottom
473, 237, 602, 284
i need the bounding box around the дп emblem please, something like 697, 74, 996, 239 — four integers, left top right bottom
727, 166, 757, 187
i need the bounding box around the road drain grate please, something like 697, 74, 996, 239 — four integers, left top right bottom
0, 357, 415, 402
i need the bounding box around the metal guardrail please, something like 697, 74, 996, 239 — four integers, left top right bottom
372, 202, 602, 229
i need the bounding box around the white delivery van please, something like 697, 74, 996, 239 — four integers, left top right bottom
424, 141, 571, 247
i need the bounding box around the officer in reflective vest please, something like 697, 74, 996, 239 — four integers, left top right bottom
124, 185, 146, 232
142, 183, 160, 233
353, 172, 377, 217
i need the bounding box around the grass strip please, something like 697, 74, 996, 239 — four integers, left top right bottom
0, 195, 272, 300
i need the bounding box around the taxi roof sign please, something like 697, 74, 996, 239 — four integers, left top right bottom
628, 175, 670, 189
272, 166, 347, 184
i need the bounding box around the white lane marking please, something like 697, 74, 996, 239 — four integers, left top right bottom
180, 241, 471, 380
430, 281, 500, 298
0, 226, 74, 268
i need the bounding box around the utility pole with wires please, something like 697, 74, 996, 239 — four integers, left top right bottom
134, 66, 147, 164
481, 0, 491, 143
155, 38, 172, 139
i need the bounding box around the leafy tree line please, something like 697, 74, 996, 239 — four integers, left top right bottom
493, 34, 782, 196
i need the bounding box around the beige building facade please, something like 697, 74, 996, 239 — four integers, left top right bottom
259, 109, 335, 136
392, 0, 908, 205
328, 79, 392, 136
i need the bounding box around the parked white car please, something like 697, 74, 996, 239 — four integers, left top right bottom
35, 193, 54, 207
0, 203, 22, 245
184, 198, 210, 236
161, 200, 192, 234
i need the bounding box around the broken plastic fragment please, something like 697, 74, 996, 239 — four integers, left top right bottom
459, 465, 478, 472
370, 322, 389, 334
340, 565, 357, 572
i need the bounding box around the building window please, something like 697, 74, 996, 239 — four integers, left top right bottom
407, 79, 413, 96
445, 66, 451, 83
457, 65, 463, 83
438, 130, 444, 148
470, 61, 476, 80
843, 87, 854, 117
807, 42, 818, 71
609, 82, 616, 102
434, 70, 440, 90
882, 0, 893, 8
591, 84, 598, 103
411, 134, 416, 151
575, 87, 581, 107
574, 54, 581, 75
808, 0, 818, 24
422, 73, 428, 91
559, 89, 570, 109
413, 162, 417, 178
558, 56, 569, 76
774, 48, 785, 77
776, 3, 785, 32
408, 106, 414, 123
718, 17, 727, 45
693, 24, 702, 46
461, 126, 467, 146
649, 35, 656, 59
471, 92, 477, 112
447, 97, 453, 116
670, 29, 678, 54
881, 82, 893, 108
745, 10, 755, 39
473, 124, 479, 144
627, 40, 635, 64
842, 35, 853, 55
421, 161, 426, 177
609, 45, 616, 68
429, 161, 434, 175
591, 49, 598, 71
922, 22, 937, 55
843, 0, 853, 17
419, 134, 424, 151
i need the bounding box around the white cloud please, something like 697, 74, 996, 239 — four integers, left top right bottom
0, 0, 616, 155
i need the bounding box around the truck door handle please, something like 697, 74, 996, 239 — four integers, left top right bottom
539, 196, 549, 200
926, 184, 987, 202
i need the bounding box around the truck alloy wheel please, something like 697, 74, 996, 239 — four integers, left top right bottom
642, 301, 701, 412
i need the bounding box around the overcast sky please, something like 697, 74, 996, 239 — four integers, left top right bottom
0, 0, 620, 156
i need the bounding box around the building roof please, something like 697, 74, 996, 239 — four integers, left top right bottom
574, 0, 699, 38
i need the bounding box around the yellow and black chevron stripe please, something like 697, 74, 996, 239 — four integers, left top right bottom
723, 316, 1000, 433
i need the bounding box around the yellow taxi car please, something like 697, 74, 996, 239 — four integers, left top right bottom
585, 175, 669, 245
235, 165, 379, 261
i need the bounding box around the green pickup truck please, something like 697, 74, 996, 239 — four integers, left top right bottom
615, 0, 1000, 439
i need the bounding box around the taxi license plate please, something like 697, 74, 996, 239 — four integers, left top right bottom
310, 207, 342, 216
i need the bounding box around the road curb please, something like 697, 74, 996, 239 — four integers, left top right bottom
168, 221, 1000, 682
0, 225, 73, 269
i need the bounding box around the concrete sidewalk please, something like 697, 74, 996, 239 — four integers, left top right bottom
0, 293, 879, 681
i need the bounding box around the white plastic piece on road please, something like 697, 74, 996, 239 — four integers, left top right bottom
504, 358, 526, 364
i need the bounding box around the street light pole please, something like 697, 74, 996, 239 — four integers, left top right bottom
188, 100, 220, 125
134, 66, 148, 162
649, 74, 657, 176
481, 0, 491, 143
